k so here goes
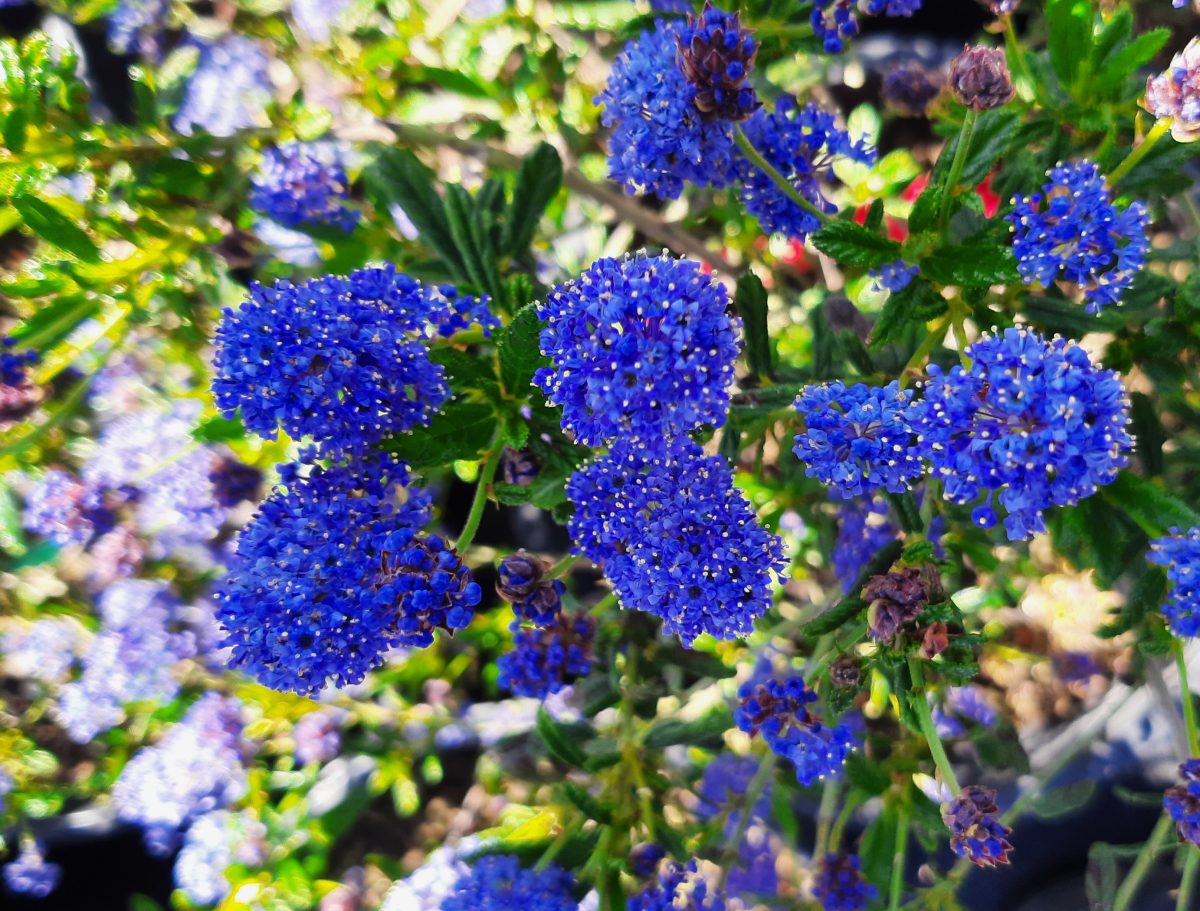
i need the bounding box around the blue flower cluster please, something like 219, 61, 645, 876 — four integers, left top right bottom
23, 469, 112, 546
381, 838, 480, 911
174, 811, 265, 906
213, 265, 463, 453
940, 786, 1013, 867
107, 0, 167, 59
0, 616, 86, 684
0, 342, 39, 428
2, 843, 61, 899
737, 98, 875, 240
792, 381, 923, 499
629, 860, 725, 911
932, 686, 999, 738
1009, 161, 1149, 313
535, 253, 741, 447
209, 457, 263, 508
216, 455, 434, 695
250, 142, 359, 232
291, 0, 352, 41
812, 853, 877, 911
497, 552, 565, 626
427, 283, 500, 338
112, 694, 248, 856
833, 496, 897, 592
293, 710, 345, 765
174, 36, 272, 137
498, 614, 595, 698
910, 327, 1132, 540
811, 0, 924, 54
376, 529, 482, 648
1165, 759, 1200, 846
869, 260, 919, 293
568, 440, 786, 646
1149, 527, 1200, 637
442, 855, 578, 911
596, 20, 741, 198
735, 674, 858, 785
696, 756, 779, 902
675, 4, 761, 122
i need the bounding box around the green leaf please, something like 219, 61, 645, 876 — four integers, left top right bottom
1093, 28, 1170, 95
559, 782, 614, 824
536, 706, 590, 769
920, 241, 1018, 287
429, 347, 500, 398
933, 109, 1020, 191
906, 184, 943, 236
493, 482, 532, 505
443, 183, 503, 300
801, 540, 903, 636
381, 400, 496, 469
12, 194, 101, 263
810, 220, 902, 269
1130, 392, 1165, 476
504, 143, 562, 257
1085, 842, 1119, 911
642, 710, 732, 748
1046, 0, 1093, 88
1028, 780, 1096, 819
498, 303, 544, 396
192, 415, 246, 444
734, 272, 772, 379
870, 278, 947, 348
1102, 473, 1200, 538
4, 107, 27, 153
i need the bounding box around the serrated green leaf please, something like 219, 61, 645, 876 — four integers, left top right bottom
498, 303, 544, 396
870, 278, 946, 348
734, 271, 772, 379
920, 241, 1018, 287
933, 109, 1020, 192
380, 400, 496, 469
810, 220, 902, 268
536, 705, 590, 769
494, 482, 532, 505
504, 143, 562, 257
1046, 0, 1093, 88
642, 710, 732, 748
1028, 780, 1096, 819
1093, 28, 1170, 96
192, 415, 246, 444
12, 194, 101, 263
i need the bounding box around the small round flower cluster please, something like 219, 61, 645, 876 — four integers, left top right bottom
674, 4, 761, 122
22, 469, 114, 546
497, 552, 565, 626
932, 686, 999, 738
1009, 160, 1149, 313
535, 253, 741, 448
910, 327, 1132, 540
629, 860, 725, 911
812, 853, 877, 911
0, 616, 87, 683
735, 674, 859, 785
498, 614, 596, 698
863, 567, 934, 643
811, 0, 924, 55
882, 63, 944, 117
1165, 759, 1200, 846
833, 497, 897, 592
442, 855, 578, 911
737, 97, 875, 240
869, 261, 919, 293
213, 265, 465, 454
293, 710, 345, 765
250, 142, 359, 232
792, 381, 923, 500
375, 529, 482, 648
174, 810, 266, 906
174, 35, 272, 137
1149, 527, 1200, 637
107, 0, 167, 59
1145, 37, 1200, 143
2, 843, 61, 899
940, 785, 1014, 867
112, 694, 248, 856
216, 455, 435, 695
568, 440, 786, 646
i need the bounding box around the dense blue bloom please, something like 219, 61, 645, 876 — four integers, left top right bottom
0, 343, 39, 428
1009, 161, 1149, 313
1165, 759, 1200, 845
381, 837, 481, 911
869, 261, 919, 293
792, 381, 923, 499
596, 21, 741, 198
812, 853, 876, 911
941, 786, 1013, 867
675, 4, 760, 122
696, 754, 772, 820
113, 694, 247, 855
695, 755, 779, 902
3, 843, 61, 898
443, 855, 578, 911
107, 0, 168, 58
498, 614, 595, 698
536, 253, 741, 447
213, 265, 455, 452
568, 440, 786, 645
0, 342, 36, 386
217, 455, 437, 694
497, 552, 564, 626
0, 617, 85, 683
1149, 528, 1200, 637
642, 0, 693, 11
174, 36, 272, 137
910, 327, 1132, 540
628, 860, 725, 911
833, 496, 896, 592
250, 143, 358, 232
375, 529, 483, 648
737, 98, 874, 240
735, 675, 858, 785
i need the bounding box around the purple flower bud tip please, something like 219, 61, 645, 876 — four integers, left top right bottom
949, 45, 1015, 112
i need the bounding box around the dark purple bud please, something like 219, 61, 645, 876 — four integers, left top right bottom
830, 655, 862, 688
209, 457, 264, 508
949, 45, 1015, 112
941, 785, 1013, 867
675, 2, 761, 122
497, 550, 548, 602
501, 448, 539, 487
628, 842, 666, 877
882, 62, 944, 117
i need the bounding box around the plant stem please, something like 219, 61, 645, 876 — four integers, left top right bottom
1179, 848, 1200, 911
814, 777, 841, 861
829, 792, 860, 852
1002, 16, 1036, 100
733, 126, 831, 225
909, 660, 962, 793
1173, 639, 1200, 756
938, 109, 979, 238
948, 296, 972, 368
454, 430, 502, 553
716, 752, 777, 893
898, 315, 951, 389
590, 591, 619, 617
547, 553, 581, 579
1113, 813, 1175, 911
1109, 117, 1172, 185
889, 794, 911, 911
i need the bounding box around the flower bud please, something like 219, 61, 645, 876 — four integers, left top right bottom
1145, 38, 1200, 143
882, 62, 943, 118
676, 3, 761, 122
949, 45, 1015, 112
830, 655, 862, 688
628, 842, 667, 877
496, 550, 548, 602
501, 448, 538, 487
920, 622, 950, 658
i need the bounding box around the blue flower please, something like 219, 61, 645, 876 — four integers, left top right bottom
443, 855, 578, 911
869, 260, 919, 292
498, 614, 595, 698
629, 860, 725, 911
212, 265, 456, 453
22, 469, 111, 546
216, 455, 435, 695
812, 853, 877, 911
1165, 759, 1200, 846
291, 0, 352, 41
909, 327, 1132, 540
737, 97, 874, 240
535, 253, 741, 447
426, 283, 499, 338
375, 528, 483, 648
1149, 527, 1200, 637
2, 843, 61, 899
174, 811, 264, 907
941, 786, 1013, 867
675, 4, 761, 122
0, 342, 39, 428
107, 0, 167, 59
1009, 161, 1149, 314
811, 0, 924, 54
496, 552, 564, 626
695, 755, 779, 902
832, 496, 897, 593
174, 36, 272, 137
932, 686, 998, 738
596, 21, 741, 198
250, 143, 358, 232
568, 440, 786, 646
293, 710, 345, 765
735, 674, 858, 786
792, 381, 924, 499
